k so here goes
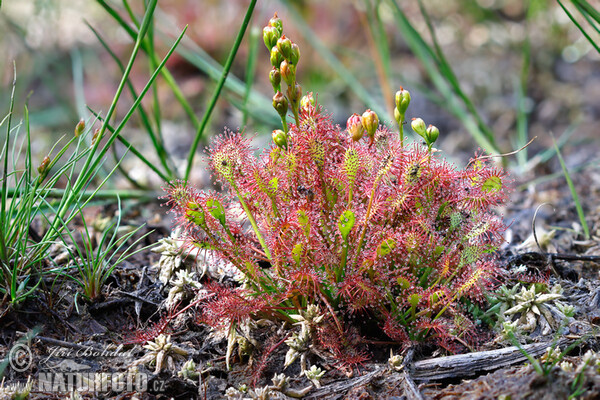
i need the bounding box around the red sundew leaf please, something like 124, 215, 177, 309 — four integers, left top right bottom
122, 312, 173, 345
382, 316, 410, 344
339, 274, 384, 314
195, 282, 271, 329
460, 158, 511, 211
316, 320, 370, 373
207, 129, 257, 188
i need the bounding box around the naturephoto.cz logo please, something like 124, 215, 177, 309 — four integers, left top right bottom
37, 370, 148, 393
6, 342, 167, 394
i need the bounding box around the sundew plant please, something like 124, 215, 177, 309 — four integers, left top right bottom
164, 14, 509, 356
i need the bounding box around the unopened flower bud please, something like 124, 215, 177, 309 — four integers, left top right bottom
394, 108, 401, 123
395, 87, 411, 115
289, 43, 300, 65
361, 109, 379, 139
346, 113, 364, 141
290, 83, 302, 104
75, 119, 85, 137
37, 156, 50, 177
269, 12, 283, 37
411, 118, 427, 138
300, 92, 315, 111
276, 35, 292, 60
91, 127, 101, 146
272, 91, 288, 119
263, 26, 279, 51
280, 59, 296, 86
272, 129, 287, 149
270, 46, 284, 67
426, 124, 439, 144
269, 67, 281, 92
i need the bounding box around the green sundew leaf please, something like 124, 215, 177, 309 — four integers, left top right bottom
344, 147, 360, 183
459, 246, 480, 267
429, 290, 444, 306
185, 201, 206, 227
434, 246, 445, 258
338, 210, 356, 241
192, 241, 217, 250
482, 176, 502, 193
465, 221, 490, 242
409, 293, 421, 308
297, 209, 310, 236
206, 198, 227, 228
397, 277, 411, 290
450, 212, 462, 230
292, 243, 303, 264
377, 238, 396, 257
269, 177, 278, 195
436, 201, 449, 220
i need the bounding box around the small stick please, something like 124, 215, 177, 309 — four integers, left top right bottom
37, 335, 104, 352
467, 136, 537, 168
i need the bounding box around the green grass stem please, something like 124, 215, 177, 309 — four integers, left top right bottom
553, 136, 591, 239
184, 0, 257, 180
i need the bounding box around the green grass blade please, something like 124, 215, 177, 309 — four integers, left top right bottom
87, 22, 174, 178
387, 0, 499, 153
87, 108, 170, 182
71, 48, 87, 119
172, 40, 278, 126
553, 136, 591, 239
574, 0, 600, 27
86, 26, 188, 185
0, 64, 16, 264
558, 0, 600, 54
514, 20, 532, 168
95, 0, 201, 131
49, 0, 162, 238
184, 0, 258, 180
417, 0, 496, 146
573, 1, 600, 35
242, 26, 260, 128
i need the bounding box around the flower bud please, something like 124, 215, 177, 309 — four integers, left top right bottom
75, 119, 85, 137
289, 43, 300, 65
276, 35, 292, 60
269, 12, 283, 37
272, 91, 288, 119
272, 129, 287, 149
37, 156, 50, 181
395, 87, 411, 115
411, 118, 427, 138
300, 92, 315, 111
394, 107, 401, 123
426, 124, 439, 144
361, 109, 379, 139
290, 83, 302, 104
269, 67, 281, 92
280, 59, 296, 86
91, 127, 101, 146
262, 26, 279, 51
270, 46, 284, 68
346, 113, 364, 141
